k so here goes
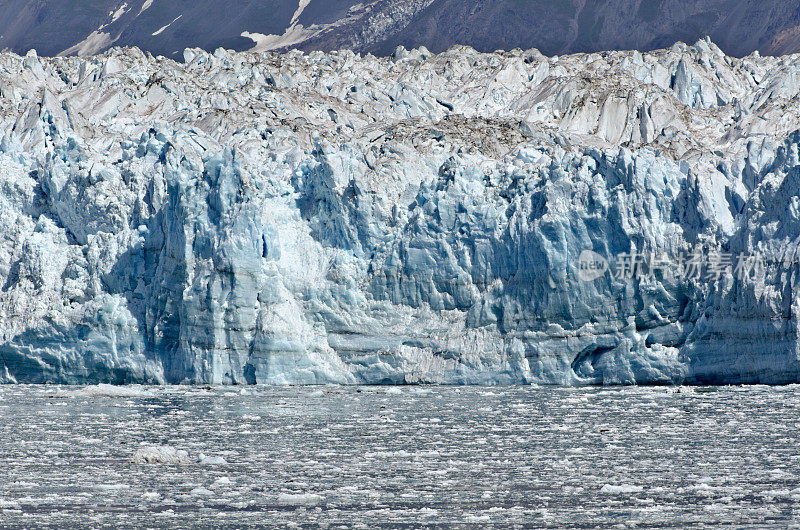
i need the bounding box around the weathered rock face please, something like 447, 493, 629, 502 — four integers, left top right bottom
4, 0, 800, 59
2, 39, 800, 384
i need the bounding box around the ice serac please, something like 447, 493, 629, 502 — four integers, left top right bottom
2, 39, 800, 384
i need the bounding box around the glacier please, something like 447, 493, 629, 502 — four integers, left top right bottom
2, 39, 800, 385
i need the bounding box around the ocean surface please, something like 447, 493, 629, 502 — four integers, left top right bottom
1, 384, 799, 528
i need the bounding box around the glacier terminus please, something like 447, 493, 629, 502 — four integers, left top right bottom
3, 38, 800, 385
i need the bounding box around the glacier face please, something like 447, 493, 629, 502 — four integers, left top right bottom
2, 39, 800, 384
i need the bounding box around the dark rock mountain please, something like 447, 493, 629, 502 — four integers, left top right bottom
0, 0, 799, 59
364, 0, 800, 57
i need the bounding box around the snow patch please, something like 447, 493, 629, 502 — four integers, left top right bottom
290, 0, 312, 27
241, 25, 317, 52
152, 15, 182, 36
138, 0, 154, 15
110, 3, 128, 23
242, 0, 318, 52
59, 31, 115, 57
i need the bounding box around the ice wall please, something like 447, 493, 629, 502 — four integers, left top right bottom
2, 40, 800, 384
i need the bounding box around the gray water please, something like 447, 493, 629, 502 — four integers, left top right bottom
1, 385, 799, 528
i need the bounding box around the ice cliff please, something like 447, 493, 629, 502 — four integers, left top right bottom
3, 38, 800, 384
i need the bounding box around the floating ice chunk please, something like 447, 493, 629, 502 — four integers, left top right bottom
190, 487, 215, 496
384, 387, 403, 395
197, 453, 228, 465
80, 384, 149, 398
96, 484, 130, 491
600, 484, 644, 494
276, 493, 324, 506
132, 446, 191, 464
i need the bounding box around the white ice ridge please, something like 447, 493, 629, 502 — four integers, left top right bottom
2, 38, 800, 385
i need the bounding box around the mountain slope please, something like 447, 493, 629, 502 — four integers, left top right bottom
2, 1, 800, 58
364, 0, 800, 57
